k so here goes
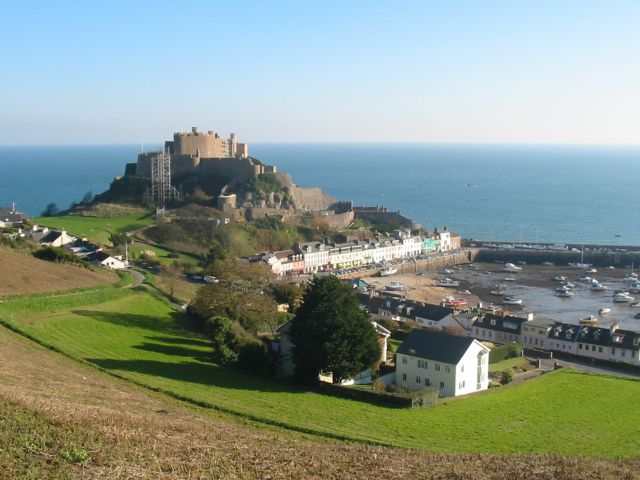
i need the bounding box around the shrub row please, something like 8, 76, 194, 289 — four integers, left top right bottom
317, 382, 438, 409
490, 342, 523, 364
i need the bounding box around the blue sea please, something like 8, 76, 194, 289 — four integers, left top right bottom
1, 143, 639, 245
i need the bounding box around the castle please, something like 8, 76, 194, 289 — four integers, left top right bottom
135, 127, 276, 184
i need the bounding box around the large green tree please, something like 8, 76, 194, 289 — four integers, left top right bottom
289, 276, 380, 385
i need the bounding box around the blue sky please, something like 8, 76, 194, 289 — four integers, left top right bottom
1, 1, 639, 144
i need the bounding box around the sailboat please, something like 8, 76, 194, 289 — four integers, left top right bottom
569, 245, 590, 269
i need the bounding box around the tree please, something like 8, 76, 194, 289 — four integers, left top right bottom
270, 282, 305, 312
289, 276, 380, 385
81, 191, 94, 204
41, 202, 59, 217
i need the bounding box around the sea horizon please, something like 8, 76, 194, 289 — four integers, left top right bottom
2, 143, 639, 246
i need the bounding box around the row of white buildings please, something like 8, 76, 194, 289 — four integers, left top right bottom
363, 294, 640, 369
261, 228, 460, 276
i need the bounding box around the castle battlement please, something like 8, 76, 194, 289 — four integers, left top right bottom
134, 128, 275, 184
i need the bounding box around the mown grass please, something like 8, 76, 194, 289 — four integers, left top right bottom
489, 356, 530, 373
33, 214, 154, 244
2, 291, 639, 459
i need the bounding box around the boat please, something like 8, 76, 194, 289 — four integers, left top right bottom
384, 281, 404, 291
502, 296, 523, 305
441, 295, 467, 308
629, 284, 640, 294
458, 289, 472, 295
487, 303, 503, 311
553, 275, 567, 282
569, 245, 590, 269
635, 312, 640, 319
623, 273, 639, 283
580, 315, 598, 324
557, 290, 574, 298
440, 268, 454, 274
561, 282, 575, 289
379, 266, 397, 277
503, 277, 516, 282
629, 301, 640, 308
590, 283, 608, 292
503, 263, 522, 272
491, 289, 505, 296
613, 292, 635, 303
517, 260, 526, 265
542, 261, 555, 266
437, 278, 460, 288
606, 266, 616, 270
598, 307, 611, 315
576, 274, 592, 282
586, 268, 597, 274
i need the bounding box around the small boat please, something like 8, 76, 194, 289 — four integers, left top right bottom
606, 266, 616, 270
458, 289, 472, 295
613, 292, 635, 303
580, 315, 598, 324
591, 283, 608, 292
542, 261, 555, 266
517, 260, 527, 265
561, 282, 575, 289
629, 301, 640, 308
623, 273, 639, 283
440, 268, 454, 274
569, 262, 590, 269
557, 290, 574, 298
437, 278, 460, 288
635, 312, 640, 319
385, 281, 404, 291
598, 307, 611, 315
556, 285, 571, 293
491, 289, 505, 296
487, 303, 503, 311
441, 296, 467, 308
379, 266, 397, 277
576, 274, 592, 282
468, 264, 479, 270
503, 263, 522, 272
503, 277, 516, 282
502, 296, 523, 305
586, 268, 597, 274
553, 275, 568, 282
629, 285, 640, 294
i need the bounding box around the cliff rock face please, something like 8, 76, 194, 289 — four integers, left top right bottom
273, 173, 336, 211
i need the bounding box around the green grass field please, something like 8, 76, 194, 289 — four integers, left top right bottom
489, 356, 530, 373
33, 215, 154, 245
1, 290, 639, 458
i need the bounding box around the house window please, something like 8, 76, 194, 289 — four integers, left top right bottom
579, 344, 583, 350
402, 373, 407, 381
445, 365, 451, 373
461, 364, 465, 373
540, 340, 544, 347
435, 364, 441, 371
598, 346, 603, 353
591, 345, 596, 351
621, 350, 626, 357
439, 381, 445, 389
612, 347, 616, 354
535, 338, 539, 345
425, 378, 430, 386
402, 356, 407, 365
416, 376, 421, 384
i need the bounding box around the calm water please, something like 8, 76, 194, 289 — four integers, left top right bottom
1, 143, 639, 245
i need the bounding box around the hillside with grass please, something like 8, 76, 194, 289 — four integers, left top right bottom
0, 250, 117, 297
1, 287, 639, 460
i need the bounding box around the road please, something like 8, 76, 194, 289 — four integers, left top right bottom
533, 356, 640, 379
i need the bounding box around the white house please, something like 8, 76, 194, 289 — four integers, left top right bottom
87, 251, 128, 270
395, 329, 490, 397
38, 229, 75, 247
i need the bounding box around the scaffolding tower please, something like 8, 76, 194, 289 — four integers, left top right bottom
150, 148, 178, 213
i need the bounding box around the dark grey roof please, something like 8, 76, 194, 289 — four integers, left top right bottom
378, 296, 454, 322
39, 231, 62, 243
575, 324, 640, 350
396, 329, 477, 364
474, 313, 527, 334
87, 251, 112, 262
548, 323, 581, 342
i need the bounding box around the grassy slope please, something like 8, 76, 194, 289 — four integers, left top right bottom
33, 214, 154, 244
0, 250, 116, 297
1, 291, 639, 459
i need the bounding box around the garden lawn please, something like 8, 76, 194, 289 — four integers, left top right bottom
1, 291, 639, 459
489, 356, 530, 373
33, 215, 154, 245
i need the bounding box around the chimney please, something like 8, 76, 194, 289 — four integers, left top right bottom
191, 126, 198, 133
610, 323, 619, 335
527, 313, 535, 321
11, 201, 16, 214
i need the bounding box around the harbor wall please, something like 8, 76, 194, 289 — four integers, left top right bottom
473, 249, 640, 268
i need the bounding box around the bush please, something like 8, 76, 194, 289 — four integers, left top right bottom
372, 379, 386, 392
33, 247, 87, 267
490, 342, 523, 364
500, 370, 514, 385
237, 341, 274, 375
59, 443, 90, 464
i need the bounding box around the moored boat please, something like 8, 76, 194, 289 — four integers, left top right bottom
379, 266, 397, 277
580, 315, 598, 324
613, 292, 635, 303
598, 307, 611, 315
385, 281, 404, 291
502, 296, 523, 305
436, 278, 460, 288
503, 263, 522, 272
